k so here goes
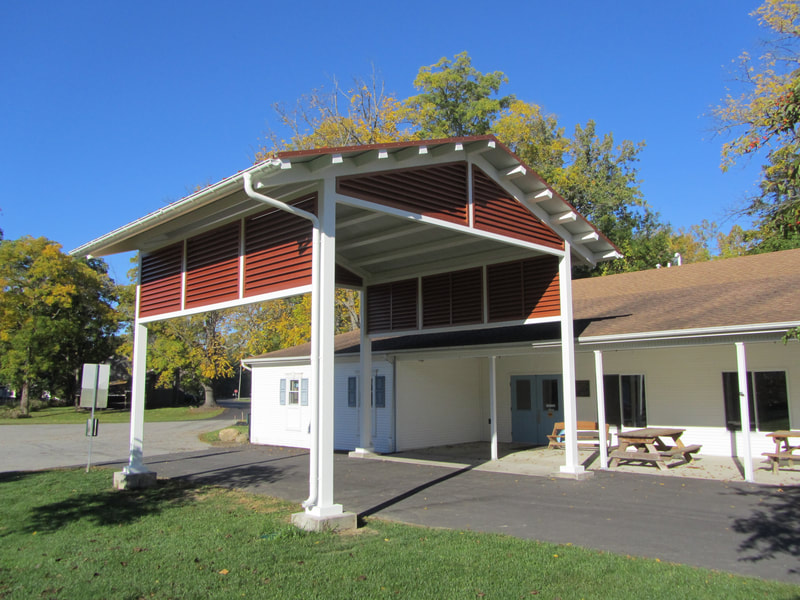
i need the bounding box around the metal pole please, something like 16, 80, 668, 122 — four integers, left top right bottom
86, 366, 99, 472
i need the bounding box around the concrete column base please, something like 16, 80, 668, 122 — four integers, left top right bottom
113, 470, 157, 490
551, 469, 595, 480
291, 510, 357, 532
348, 448, 377, 458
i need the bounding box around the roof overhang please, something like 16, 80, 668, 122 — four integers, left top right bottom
71, 136, 620, 281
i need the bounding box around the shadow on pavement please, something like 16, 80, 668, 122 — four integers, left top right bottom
732, 485, 800, 573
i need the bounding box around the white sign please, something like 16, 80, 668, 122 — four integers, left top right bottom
80, 363, 110, 409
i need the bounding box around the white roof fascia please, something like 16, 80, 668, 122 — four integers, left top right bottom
577, 321, 800, 347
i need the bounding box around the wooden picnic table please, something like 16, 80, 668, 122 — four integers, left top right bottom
608, 427, 701, 471
763, 430, 800, 474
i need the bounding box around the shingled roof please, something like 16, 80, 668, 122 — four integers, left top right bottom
247, 249, 800, 361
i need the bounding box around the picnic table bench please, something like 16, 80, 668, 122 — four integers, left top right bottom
608, 428, 701, 471
763, 431, 800, 474
547, 421, 611, 449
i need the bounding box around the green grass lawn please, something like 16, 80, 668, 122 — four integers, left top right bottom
0, 469, 796, 599
0, 405, 225, 426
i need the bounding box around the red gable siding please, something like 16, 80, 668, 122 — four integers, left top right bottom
472, 167, 563, 250
486, 255, 560, 322
337, 163, 469, 225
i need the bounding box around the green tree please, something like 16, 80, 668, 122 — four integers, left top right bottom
0, 237, 119, 415
715, 0, 800, 251
404, 52, 514, 138
146, 311, 233, 408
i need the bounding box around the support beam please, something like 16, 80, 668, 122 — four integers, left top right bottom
735, 342, 755, 483
308, 179, 344, 518
489, 355, 498, 461
355, 299, 374, 454
125, 320, 150, 474
594, 350, 609, 470
558, 242, 585, 477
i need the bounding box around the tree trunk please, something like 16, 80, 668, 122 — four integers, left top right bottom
19, 382, 30, 416
201, 382, 217, 408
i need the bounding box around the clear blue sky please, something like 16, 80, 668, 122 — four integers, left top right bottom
0, 1, 767, 283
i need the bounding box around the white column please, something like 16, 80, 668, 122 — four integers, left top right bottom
594, 350, 608, 470
736, 342, 755, 482
308, 179, 343, 517
489, 355, 498, 461
559, 243, 583, 475
356, 303, 373, 452
125, 320, 149, 474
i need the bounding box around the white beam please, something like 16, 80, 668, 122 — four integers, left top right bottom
489, 355, 498, 461
125, 319, 150, 474
556, 211, 577, 222
527, 189, 553, 203
357, 301, 373, 453
357, 236, 475, 267
594, 350, 609, 470
736, 342, 755, 482
504, 165, 527, 179
559, 241, 584, 477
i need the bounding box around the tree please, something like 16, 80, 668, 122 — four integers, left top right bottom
256, 67, 412, 158
146, 311, 233, 408
496, 103, 673, 274
404, 52, 514, 138
0, 237, 119, 415
715, 0, 800, 251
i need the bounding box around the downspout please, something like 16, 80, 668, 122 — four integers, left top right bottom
243, 172, 322, 510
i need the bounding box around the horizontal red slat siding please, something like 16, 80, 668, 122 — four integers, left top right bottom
472, 167, 564, 250
185, 222, 241, 309
487, 255, 560, 322
338, 163, 468, 225
139, 243, 183, 317
366, 278, 419, 333
422, 267, 483, 328
244, 195, 316, 297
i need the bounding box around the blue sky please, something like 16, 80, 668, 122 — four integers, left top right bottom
0, 1, 767, 283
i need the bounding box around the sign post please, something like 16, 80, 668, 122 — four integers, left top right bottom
81, 363, 110, 472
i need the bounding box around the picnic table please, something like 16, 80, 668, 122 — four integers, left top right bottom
763, 430, 800, 474
608, 427, 701, 471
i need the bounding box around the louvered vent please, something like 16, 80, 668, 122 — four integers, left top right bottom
244, 195, 316, 297
185, 222, 241, 309
139, 243, 183, 317
422, 267, 483, 328
366, 278, 419, 333
473, 167, 563, 250
338, 163, 469, 225
487, 256, 560, 322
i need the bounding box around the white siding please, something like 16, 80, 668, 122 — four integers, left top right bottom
250, 363, 312, 449
395, 357, 483, 451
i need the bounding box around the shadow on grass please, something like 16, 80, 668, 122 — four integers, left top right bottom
23, 479, 197, 535
731, 485, 800, 573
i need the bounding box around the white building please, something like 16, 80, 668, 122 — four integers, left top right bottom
246, 249, 800, 461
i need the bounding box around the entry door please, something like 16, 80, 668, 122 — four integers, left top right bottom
511, 375, 563, 445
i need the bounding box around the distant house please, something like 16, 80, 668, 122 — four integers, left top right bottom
245, 249, 800, 460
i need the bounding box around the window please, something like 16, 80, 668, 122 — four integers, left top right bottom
347, 376, 358, 408
722, 371, 789, 432
346, 375, 386, 408
374, 376, 386, 408
279, 377, 308, 406
603, 374, 647, 428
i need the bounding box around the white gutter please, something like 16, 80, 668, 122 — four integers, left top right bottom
578, 321, 800, 346
242, 172, 322, 512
